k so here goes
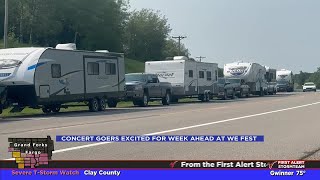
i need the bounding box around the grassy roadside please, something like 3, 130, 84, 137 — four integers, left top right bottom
1, 99, 198, 118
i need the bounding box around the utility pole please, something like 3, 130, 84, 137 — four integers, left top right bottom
4, 0, 8, 48
196, 56, 206, 62
172, 36, 186, 56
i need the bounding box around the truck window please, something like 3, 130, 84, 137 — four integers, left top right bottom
51, 64, 61, 78
88, 62, 99, 75
207, 71, 212, 81
199, 71, 204, 79
106, 63, 116, 75
189, 70, 193, 78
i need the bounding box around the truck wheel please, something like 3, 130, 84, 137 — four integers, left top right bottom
162, 92, 171, 105
206, 93, 210, 102
139, 93, 149, 107
223, 90, 228, 100
238, 90, 243, 98
107, 99, 118, 108
171, 97, 179, 103
89, 98, 99, 112
51, 106, 61, 113
98, 98, 106, 111
42, 106, 51, 114
231, 90, 236, 99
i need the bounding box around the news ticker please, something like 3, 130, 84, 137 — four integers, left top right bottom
0, 160, 317, 169
56, 135, 264, 142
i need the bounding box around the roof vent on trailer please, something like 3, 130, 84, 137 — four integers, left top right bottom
55, 43, 76, 50
173, 56, 189, 61
96, 50, 109, 53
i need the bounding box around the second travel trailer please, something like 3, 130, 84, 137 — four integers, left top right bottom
0, 43, 125, 114
276, 69, 294, 92
145, 56, 219, 102
224, 62, 268, 96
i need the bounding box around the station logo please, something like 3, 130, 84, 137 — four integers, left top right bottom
268, 161, 305, 169
8, 136, 54, 169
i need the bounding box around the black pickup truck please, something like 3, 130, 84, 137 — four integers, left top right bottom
125, 73, 172, 107
217, 78, 236, 99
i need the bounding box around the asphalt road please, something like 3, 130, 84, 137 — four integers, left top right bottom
1, 92, 320, 160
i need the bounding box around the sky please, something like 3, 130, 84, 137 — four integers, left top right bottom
129, 0, 320, 73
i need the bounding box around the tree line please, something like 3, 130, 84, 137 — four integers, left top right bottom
0, 0, 189, 61
294, 68, 320, 89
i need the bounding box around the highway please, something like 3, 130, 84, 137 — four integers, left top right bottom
1, 92, 320, 160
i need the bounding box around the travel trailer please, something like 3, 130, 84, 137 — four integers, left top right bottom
276, 69, 294, 92
224, 62, 268, 96
145, 56, 219, 102
0, 43, 125, 114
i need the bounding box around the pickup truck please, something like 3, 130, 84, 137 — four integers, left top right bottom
125, 73, 172, 107
266, 82, 277, 95
227, 78, 250, 98
217, 78, 236, 100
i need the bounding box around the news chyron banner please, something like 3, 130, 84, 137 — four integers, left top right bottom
8, 136, 54, 169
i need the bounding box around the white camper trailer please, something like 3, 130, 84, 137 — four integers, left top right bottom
0, 44, 125, 114
224, 62, 267, 96
276, 69, 294, 92
145, 56, 218, 102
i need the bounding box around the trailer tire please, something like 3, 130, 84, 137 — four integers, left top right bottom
223, 90, 228, 100
51, 106, 61, 113
107, 99, 118, 108
98, 98, 106, 111
89, 98, 99, 112
205, 93, 210, 102
42, 106, 51, 114
238, 90, 243, 98
162, 91, 171, 106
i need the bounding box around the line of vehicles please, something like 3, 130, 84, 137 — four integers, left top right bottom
0, 44, 301, 114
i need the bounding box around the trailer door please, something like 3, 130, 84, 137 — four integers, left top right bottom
84, 56, 119, 97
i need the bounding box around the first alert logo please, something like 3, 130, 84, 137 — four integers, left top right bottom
84, 170, 121, 177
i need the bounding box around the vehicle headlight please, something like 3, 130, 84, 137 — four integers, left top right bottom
0, 59, 22, 69
134, 85, 143, 90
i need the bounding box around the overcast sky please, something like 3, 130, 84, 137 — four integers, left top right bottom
130, 0, 320, 73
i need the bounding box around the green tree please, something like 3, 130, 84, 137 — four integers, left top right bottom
162, 38, 189, 58
124, 9, 171, 61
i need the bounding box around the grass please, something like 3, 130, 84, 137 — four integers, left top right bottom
125, 58, 144, 73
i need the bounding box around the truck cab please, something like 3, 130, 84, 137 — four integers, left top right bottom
125, 73, 172, 107
217, 78, 236, 100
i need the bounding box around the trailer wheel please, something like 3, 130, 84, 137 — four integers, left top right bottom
107, 99, 118, 108
42, 106, 51, 114
205, 93, 210, 102
139, 93, 149, 107
51, 106, 61, 113
98, 98, 106, 111
162, 91, 171, 106
89, 98, 99, 112
238, 90, 243, 98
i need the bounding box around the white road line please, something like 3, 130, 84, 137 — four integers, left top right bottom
4, 101, 320, 160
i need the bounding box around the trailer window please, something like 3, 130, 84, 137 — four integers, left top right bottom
51, 64, 61, 78
189, 70, 193, 78
199, 71, 204, 79
207, 71, 212, 81
106, 63, 116, 75
88, 62, 99, 75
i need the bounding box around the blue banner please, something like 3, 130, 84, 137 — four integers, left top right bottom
1, 169, 319, 180
56, 135, 264, 142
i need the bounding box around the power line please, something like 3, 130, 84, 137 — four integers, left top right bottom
172, 36, 187, 56
4, 0, 8, 48
196, 56, 206, 62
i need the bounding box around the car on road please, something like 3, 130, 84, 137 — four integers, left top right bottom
276, 80, 290, 92
302, 82, 317, 92
217, 78, 236, 100
125, 73, 172, 107
227, 78, 250, 98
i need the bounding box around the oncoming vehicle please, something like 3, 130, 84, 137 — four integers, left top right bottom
302, 82, 317, 92
125, 73, 172, 107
